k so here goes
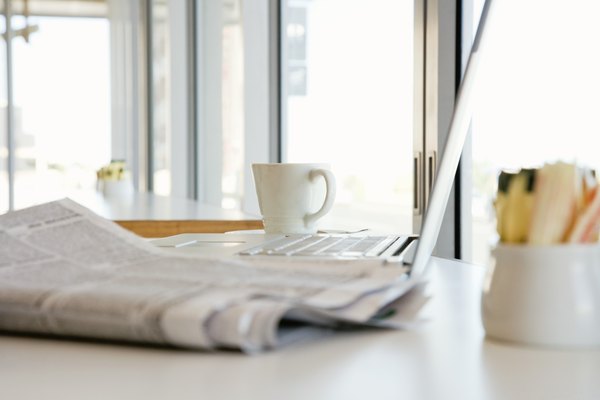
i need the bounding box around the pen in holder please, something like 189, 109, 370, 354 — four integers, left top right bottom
485, 162, 600, 348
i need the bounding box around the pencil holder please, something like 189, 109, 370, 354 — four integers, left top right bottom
482, 243, 600, 348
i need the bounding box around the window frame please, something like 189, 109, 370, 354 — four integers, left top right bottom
422, 0, 460, 259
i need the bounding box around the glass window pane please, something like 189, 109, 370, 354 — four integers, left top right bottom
468, 0, 600, 264
11, 15, 110, 209
221, 0, 245, 209
151, 0, 171, 196
282, 0, 415, 233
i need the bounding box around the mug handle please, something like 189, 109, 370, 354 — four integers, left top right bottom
304, 168, 336, 228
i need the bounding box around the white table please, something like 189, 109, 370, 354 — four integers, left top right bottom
68, 190, 256, 221
65, 190, 263, 237
1, 258, 599, 400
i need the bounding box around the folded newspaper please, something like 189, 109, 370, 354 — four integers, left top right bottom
0, 199, 427, 352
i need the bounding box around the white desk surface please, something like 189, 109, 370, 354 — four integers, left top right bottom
67, 190, 258, 221
1, 258, 599, 400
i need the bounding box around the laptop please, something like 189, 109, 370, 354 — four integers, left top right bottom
152, 0, 494, 279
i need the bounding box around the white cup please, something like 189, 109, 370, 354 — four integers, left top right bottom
252, 163, 336, 234
482, 243, 600, 348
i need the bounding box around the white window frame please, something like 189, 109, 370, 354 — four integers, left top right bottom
108, 0, 147, 191
109, 0, 196, 198
240, 0, 280, 214
195, 0, 223, 205
194, 0, 278, 213
169, 0, 194, 198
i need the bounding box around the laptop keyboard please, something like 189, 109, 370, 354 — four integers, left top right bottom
239, 235, 405, 257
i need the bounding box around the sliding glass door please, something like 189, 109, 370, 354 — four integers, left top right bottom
281, 0, 416, 233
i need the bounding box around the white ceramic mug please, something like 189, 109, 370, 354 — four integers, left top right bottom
482, 243, 600, 348
251, 163, 336, 234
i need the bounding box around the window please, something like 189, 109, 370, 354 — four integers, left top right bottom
467, 0, 600, 264
191, 0, 248, 209
149, 0, 171, 196
221, 0, 245, 209
281, 0, 415, 233
0, 0, 461, 264
0, 1, 110, 212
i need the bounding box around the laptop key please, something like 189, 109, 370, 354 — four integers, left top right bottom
269, 236, 330, 255
239, 235, 311, 255
365, 236, 405, 257
294, 237, 345, 256
346, 236, 387, 251
339, 237, 389, 257
240, 235, 403, 258
318, 238, 363, 255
